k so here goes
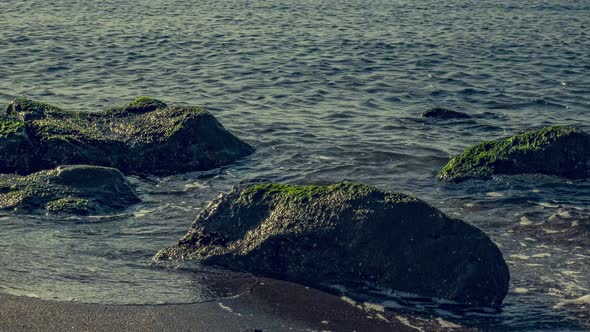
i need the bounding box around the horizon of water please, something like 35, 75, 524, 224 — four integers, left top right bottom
0, 0, 589, 330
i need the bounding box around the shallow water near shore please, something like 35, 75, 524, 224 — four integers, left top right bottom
0, 0, 589, 330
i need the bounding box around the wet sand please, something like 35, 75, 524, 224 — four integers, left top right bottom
0, 277, 471, 331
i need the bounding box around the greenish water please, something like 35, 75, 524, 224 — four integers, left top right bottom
0, 0, 589, 330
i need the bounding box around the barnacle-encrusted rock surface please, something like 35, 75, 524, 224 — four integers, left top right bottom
0, 165, 140, 214
154, 182, 510, 307
0, 97, 254, 175
438, 126, 590, 182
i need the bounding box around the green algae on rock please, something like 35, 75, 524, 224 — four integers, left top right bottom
438, 126, 590, 182
0, 97, 254, 175
122, 96, 167, 113
0, 165, 140, 215
0, 117, 34, 173
154, 182, 510, 307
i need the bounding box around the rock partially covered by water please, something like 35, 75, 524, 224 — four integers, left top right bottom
154, 183, 510, 307
422, 107, 472, 119
0, 97, 254, 175
0, 165, 140, 214
438, 126, 590, 182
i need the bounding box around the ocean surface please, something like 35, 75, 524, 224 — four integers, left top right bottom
1, 0, 589, 330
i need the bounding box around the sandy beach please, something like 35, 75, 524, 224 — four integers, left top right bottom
0, 277, 470, 332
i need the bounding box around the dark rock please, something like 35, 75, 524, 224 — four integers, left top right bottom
154, 183, 510, 307
0, 165, 140, 214
0, 97, 254, 175
422, 108, 472, 119
438, 126, 590, 182
0, 117, 35, 173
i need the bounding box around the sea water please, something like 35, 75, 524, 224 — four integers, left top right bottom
0, 0, 589, 330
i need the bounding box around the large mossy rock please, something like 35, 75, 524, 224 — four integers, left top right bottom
438, 126, 590, 182
154, 183, 510, 307
0, 165, 140, 214
0, 97, 254, 175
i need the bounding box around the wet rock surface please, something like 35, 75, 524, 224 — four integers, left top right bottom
155, 182, 510, 307
438, 126, 590, 182
0, 97, 254, 175
0, 165, 140, 214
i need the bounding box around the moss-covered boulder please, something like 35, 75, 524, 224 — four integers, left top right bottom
0, 165, 140, 214
0, 117, 35, 173
0, 97, 254, 175
154, 183, 509, 307
438, 126, 590, 182
422, 107, 472, 119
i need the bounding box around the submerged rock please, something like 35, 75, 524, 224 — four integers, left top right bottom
438, 126, 590, 182
154, 183, 510, 307
0, 97, 254, 175
0, 165, 140, 214
422, 107, 472, 119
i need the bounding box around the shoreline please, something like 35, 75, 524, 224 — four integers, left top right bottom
0, 277, 471, 332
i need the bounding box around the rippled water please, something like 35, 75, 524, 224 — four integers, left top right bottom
1, 0, 589, 330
